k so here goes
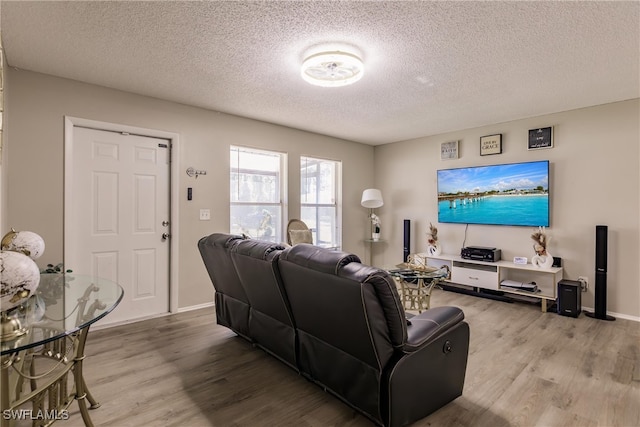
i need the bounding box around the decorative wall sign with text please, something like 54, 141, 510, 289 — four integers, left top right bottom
440, 140, 459, 160
528, 127, 553, 150
480, 134, 502, 156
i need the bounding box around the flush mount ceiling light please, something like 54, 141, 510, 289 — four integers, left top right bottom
301, 51, 364, 87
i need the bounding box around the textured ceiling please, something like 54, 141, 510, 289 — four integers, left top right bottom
2, 1, 639, 145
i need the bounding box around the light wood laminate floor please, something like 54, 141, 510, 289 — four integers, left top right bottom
55, 289, 639, 427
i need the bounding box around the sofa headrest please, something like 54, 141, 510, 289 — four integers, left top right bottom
280, 243, 361, 275
233, 238, 286, 261
198, 233, 246, 251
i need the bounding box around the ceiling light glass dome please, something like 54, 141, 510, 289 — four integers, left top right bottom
301, 51, 364, 87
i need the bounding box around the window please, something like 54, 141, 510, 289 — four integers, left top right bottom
300, 156, 341, 249
230, 146, 286, 242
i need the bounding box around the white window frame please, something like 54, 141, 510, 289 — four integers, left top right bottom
300, 156, 342, 249
230, 145, 287, 242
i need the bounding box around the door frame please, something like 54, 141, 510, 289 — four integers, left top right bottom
64, 116, 180, 316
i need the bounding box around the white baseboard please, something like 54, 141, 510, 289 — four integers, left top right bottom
91, 311, 172, 330
91, 302, 215, 331
581, 305, 640, 323
177, 301, 215, 313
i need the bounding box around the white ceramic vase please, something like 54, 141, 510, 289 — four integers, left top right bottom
532, 252, 553, 269
427, 242, 442, 256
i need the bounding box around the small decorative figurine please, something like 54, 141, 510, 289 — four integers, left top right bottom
370, 213, 381, 241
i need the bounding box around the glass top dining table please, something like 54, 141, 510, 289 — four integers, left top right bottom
386, 265, 449, 313
1, 274, 124, 355
1, 274, 123, 427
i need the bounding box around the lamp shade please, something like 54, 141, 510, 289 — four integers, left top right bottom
361, 188, 384, 208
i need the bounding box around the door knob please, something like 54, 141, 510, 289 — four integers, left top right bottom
162, 221, 170, 227
162, 233, 170, 240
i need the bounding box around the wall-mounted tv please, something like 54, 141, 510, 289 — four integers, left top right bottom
437, 160, 549, 227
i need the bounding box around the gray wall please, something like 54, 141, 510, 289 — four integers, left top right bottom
3, 69, 375, 309
372, 99, 639, 319
3, 68, 639, 319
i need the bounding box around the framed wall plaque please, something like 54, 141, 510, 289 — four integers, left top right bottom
528, 127, 553, 150
480, 134, 502, 156
440, 140, 459, 160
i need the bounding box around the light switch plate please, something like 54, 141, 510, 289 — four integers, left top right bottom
199, 209, 211, 220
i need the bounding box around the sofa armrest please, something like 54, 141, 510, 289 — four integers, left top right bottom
386, 318, 469, 427
403, 306, 465, 352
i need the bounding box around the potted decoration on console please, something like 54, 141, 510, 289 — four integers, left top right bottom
426, 222, 442, 256
370, 213, 381, 241
531, 226, 553, 268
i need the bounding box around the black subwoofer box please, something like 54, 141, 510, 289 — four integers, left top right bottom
557, 279, 582, 317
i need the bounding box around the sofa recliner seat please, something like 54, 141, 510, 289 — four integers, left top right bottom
198, 234, 470, 427
229, 238, 297, 369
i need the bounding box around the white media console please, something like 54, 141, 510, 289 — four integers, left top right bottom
419, 253, 563, 312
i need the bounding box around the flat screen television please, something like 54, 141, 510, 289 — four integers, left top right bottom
437, 160, 549, 227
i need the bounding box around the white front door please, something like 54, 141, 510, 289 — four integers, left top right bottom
65, 126, 170, 325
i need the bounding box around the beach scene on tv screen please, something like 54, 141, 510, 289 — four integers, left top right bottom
437, 161, 549, 227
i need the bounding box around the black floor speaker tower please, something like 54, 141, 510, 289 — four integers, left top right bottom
557, 279, 581, 317
403, 220, 411, 262
585, 225, 615, 321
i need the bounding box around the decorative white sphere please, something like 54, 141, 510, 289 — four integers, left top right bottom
1, 250, 41, 312
1, 230, 45, 260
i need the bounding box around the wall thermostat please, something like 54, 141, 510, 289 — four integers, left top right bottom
513, 257, 528, 265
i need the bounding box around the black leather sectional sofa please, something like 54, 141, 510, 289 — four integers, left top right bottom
198, 233, 470, 427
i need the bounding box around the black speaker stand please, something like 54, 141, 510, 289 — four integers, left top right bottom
584, 311, 616, 321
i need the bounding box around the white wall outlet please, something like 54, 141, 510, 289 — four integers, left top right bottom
578, 276, 588, 292
199, 209, 211, 220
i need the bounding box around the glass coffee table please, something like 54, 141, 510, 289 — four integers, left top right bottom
1, 274, 123, 427
387, 266, 448, 313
